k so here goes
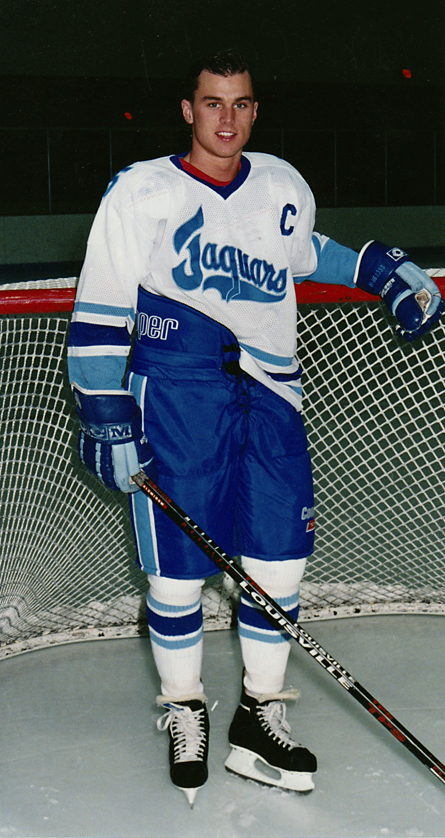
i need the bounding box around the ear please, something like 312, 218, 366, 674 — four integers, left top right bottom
181, 99, 194, 125
252, 101, 258, 126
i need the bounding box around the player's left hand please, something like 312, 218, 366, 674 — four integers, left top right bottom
355, 241, 444, 340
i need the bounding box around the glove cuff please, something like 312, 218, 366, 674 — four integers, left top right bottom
72, 383, 143, 445
355, 241, 411, 295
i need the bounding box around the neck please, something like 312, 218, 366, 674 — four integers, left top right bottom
184, 149, 242, 183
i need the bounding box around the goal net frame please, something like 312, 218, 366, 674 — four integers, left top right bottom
1, 273, 445, 659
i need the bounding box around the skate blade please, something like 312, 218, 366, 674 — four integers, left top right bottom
225, 746, 314, 793
178, 785, 199, 807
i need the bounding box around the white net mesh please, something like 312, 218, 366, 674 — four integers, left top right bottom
1, 278, 445, 657
298, 292, 445, 619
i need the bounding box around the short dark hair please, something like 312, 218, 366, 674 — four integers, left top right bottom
184, 49, 253, 102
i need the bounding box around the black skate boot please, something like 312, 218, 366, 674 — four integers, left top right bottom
225, 683, 317, 793
157, 696, 209, 806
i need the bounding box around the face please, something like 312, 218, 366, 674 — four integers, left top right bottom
181, 70, 258, 165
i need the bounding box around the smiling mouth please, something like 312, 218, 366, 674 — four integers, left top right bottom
216, 131, 236, 138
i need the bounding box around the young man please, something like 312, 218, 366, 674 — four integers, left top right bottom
68, 50, 443, 806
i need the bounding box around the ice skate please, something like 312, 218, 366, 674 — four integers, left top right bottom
225, 684, 317, 793
157, 696, 209, 807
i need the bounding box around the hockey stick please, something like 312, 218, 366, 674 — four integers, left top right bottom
131, 469, 445, 788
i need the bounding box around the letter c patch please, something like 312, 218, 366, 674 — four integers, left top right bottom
280, 203, 297, 236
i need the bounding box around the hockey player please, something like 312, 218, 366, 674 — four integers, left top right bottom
68, 49, 443, 806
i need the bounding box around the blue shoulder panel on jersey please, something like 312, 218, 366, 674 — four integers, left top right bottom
295, 236, 358, 287
170, 154, 251, 198
102, 164, 135, 198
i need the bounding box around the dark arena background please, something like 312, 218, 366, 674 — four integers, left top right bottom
1, 3, 445, 837
0, 0, 445, 261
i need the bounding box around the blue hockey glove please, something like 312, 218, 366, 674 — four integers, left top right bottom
355, 241, 443, 340
72, 383, 157, 493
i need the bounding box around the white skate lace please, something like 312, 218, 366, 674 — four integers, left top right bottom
157, 703, 207, 763
257, 700, 301, 751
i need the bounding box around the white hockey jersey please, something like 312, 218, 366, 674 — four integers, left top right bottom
68, 151, 357, 410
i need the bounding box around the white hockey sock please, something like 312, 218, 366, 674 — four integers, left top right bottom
146, 575, 205, 698
238, 556, 307, 697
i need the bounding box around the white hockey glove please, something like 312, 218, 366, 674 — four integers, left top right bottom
72, 383, 157, 493
355, 241, 443, 340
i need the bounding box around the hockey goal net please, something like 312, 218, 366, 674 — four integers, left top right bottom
1, 273, 445, 658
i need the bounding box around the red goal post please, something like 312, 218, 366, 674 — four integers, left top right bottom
1, 273, 445, 657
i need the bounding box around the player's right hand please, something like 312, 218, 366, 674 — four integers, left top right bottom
72, 383, 157, 492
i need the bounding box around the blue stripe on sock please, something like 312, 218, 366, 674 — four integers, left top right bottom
146, 603, 203, 639
147, 591, 201, 616
149, 626, 203, 650
238, 625, 289, 644
238, 595, 299, 631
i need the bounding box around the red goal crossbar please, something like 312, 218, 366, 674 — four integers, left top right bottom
2, 276, 445, 314
0, 285, 77, 314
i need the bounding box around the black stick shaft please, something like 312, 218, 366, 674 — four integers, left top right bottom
132, 469, 445, 787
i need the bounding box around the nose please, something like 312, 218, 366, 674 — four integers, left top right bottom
220, 106, 235, 125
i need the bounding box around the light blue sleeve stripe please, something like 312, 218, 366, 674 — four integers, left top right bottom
239, 342, 294, 367
73, 301, 135, 318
